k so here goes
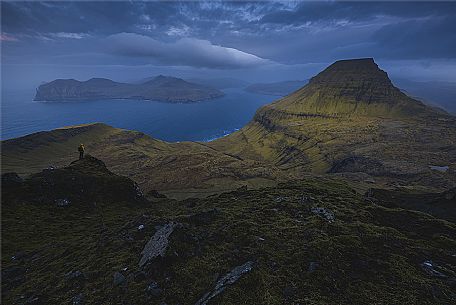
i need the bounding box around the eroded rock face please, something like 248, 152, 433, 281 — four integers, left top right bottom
195, 261, 254, 305
139, 222, 178, 268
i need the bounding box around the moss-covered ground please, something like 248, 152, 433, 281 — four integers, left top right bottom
2, 157, 455, 304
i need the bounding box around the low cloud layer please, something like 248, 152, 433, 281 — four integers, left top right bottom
106, 33, 270, 69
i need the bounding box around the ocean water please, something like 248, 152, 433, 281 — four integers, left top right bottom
1, 88, 277, 142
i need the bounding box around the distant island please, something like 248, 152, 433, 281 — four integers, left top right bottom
34, 75, 224, 103
245, 80, 307, 96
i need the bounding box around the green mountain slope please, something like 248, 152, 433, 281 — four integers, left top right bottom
211, 59, 456, 191
1, 123, 285, 199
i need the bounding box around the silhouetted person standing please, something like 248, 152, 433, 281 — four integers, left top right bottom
78, 144, 85, 160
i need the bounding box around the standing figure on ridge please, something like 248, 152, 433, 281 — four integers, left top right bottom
78, 144, 85, 160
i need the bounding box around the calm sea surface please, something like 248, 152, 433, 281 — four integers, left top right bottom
1, 89, 277, 142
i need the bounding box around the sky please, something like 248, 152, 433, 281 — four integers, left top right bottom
2, 1, 456, 90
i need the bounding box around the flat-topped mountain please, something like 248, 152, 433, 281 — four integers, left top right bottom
34, 75, 224, 103
212, 58, 455, 185
260, 58, 433, 118
245, 80, 307, 96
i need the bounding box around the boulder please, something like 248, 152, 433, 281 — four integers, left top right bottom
311, 207, 335, 223
65, 270, 85, 281
72, 293, 84, 305
56, 199, 71, 207
146, 281, 162, 297
113, 272, 126, 286
194, 261, 254, 305
308, 262, 319, 273
139, 222, 178, 268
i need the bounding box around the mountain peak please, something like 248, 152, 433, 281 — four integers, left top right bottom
261, 58, 432, 118
153, 75, 179, 81
309, 58, 391, 86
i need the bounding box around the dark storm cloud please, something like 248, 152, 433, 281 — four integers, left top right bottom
1, 1, 183, 36
260, 1, 456, 25
1, 1, 456, 74
373, 15, 456, 59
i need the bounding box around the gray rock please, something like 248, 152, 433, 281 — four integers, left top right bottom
421, 260, 447, 278
65, 270, 85, 281
194, 261, 254, 305
274, 196, 287, 203
308, 262, 319, 273
429, 165, 449, 172
23, 295, 41, 305
17, 294, 41, 305
113, 272, 126, 286
146, 281, 162, 297
311, 207, 335, 223
299, 195, 312, 204
139, 222, 177, 268
56, 198, 70, 207
72, 293, 84, 305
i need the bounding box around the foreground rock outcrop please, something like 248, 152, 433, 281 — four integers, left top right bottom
2, 157, 455, 304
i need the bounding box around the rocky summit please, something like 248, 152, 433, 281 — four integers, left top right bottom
2, 58, 456, 304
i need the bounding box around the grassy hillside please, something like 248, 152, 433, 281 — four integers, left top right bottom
2, 156, 455, 304
1, 123, 286, 199
210, 59, 456, 191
